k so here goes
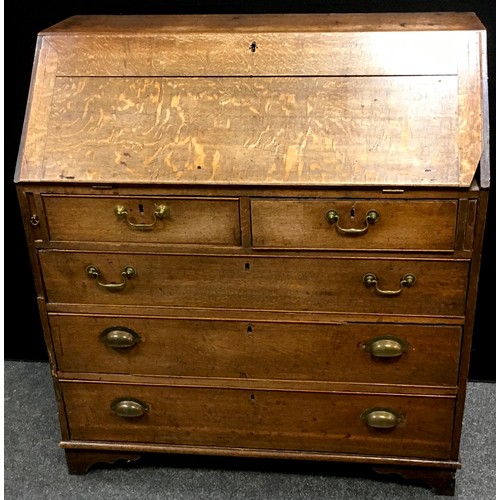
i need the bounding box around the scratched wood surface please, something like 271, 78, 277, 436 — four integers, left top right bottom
39, 75, 459, 185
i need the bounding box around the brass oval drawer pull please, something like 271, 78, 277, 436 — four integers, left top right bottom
111, 398, 149, 418
86, 265, 137, 292
325, 209, 380, 235
364, 335, 409, 358
363, 272, 416, 296
361, 407, 403, 429
115, 204, 170, 229
100, 327, 141, 348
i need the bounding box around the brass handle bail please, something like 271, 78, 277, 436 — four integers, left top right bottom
86, 265, 137, 292
363, 272, 416, 296
115, 204, 169, 230
325, 209, 380, 235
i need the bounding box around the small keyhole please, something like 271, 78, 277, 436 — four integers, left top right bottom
247, 325, 253, 334
249, 41, 257, 52
245, 262, 251, 271
350, 207, 356, 219
138, 204, 144, 213
250, 393, 256, 402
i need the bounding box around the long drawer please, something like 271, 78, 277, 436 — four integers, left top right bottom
51, 314, 461, 386
61, 381, 455, 459
40, 251, 469, 316
251, 199, 458, 251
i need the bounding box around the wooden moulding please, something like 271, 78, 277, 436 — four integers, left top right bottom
18, 182, 487, 199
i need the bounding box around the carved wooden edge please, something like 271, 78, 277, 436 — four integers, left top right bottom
372, 465, 457, 496
64, 449, 142, 475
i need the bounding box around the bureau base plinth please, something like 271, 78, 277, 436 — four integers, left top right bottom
64, 449, 142, 475
372, 465, 457, 496
62, 444, 458, 495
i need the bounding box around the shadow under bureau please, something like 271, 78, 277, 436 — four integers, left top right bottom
15, 13, 490, 496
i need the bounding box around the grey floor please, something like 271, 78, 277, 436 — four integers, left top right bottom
4, 361, 496, 499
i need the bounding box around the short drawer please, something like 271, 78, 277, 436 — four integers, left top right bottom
251, 199, 458, 251
52, 314, 461, 386
40, 251, 469, 317
62, 382, 455, 459
42, 195, 241, 245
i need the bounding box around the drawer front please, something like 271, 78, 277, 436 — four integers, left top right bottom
40, 252, 469, 317
43, 196, 241, 245
62, 382, 455, 459
251, 199, 458, 251
52, 315, 461, 386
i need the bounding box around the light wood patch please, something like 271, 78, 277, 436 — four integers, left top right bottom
40, 75, 459, 186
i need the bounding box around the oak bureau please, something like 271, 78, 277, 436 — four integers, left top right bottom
15, 13, 490, 496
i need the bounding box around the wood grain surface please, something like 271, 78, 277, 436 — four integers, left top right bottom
251, 199, 458, 251
43, 195, 241, 245
41, 13, 485, 34
61, 380, 455, 459
39, 251, 469, 317
13, 13, 490, 483
50, 313, 462, 386
15, 12, 486, 187
39, 75, 459, 186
